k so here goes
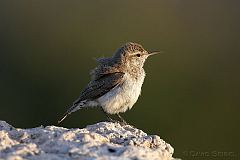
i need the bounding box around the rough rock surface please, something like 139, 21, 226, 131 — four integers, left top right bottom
0, 121, 177, 160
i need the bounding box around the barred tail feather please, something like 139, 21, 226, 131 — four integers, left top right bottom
58, 100, 87, 124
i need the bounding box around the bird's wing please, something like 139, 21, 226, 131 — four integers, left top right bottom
75, 72, 125, 104
58, 72, 125, 123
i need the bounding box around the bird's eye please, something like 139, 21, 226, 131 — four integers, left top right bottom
136, 54, 141, 57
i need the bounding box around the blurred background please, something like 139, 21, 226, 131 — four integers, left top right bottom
0, 1, 239, 159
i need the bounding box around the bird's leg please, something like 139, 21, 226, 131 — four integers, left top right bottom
101, 108, 117, 123
117, 113, 128, 125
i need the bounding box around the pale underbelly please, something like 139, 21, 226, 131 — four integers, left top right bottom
97, 78, 143, 114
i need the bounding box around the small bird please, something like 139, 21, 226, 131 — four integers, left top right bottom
58, 42, 159, 124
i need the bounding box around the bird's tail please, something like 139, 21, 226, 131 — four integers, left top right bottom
58, 100, 87, 124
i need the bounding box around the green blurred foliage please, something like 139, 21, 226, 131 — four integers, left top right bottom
0, 1, 239, 159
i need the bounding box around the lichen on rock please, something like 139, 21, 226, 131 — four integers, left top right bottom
0, 121, 177, 160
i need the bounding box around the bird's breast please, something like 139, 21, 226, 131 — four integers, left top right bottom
97, 72, 145, 114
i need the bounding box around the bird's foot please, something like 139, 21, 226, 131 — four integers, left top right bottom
107, 118, 129, 126
116, 113, 129, 126
107, 117, 118, 123
119, 120, 129, 126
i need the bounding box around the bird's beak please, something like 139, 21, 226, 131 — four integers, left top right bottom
148, 51, 161, 56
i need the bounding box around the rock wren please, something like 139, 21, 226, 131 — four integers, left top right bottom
58, 42, 159, 124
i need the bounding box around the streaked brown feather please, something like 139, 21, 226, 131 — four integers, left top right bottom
73, 72, 125, 105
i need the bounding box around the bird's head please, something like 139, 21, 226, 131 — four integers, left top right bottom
113, 42, 159, 68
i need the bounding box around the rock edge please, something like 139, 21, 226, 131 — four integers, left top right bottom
0, 121, 177, 160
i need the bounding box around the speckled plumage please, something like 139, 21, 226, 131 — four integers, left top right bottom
58, 42, 158, 124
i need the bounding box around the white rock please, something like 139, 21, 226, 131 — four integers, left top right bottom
0, 121, 178, 160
